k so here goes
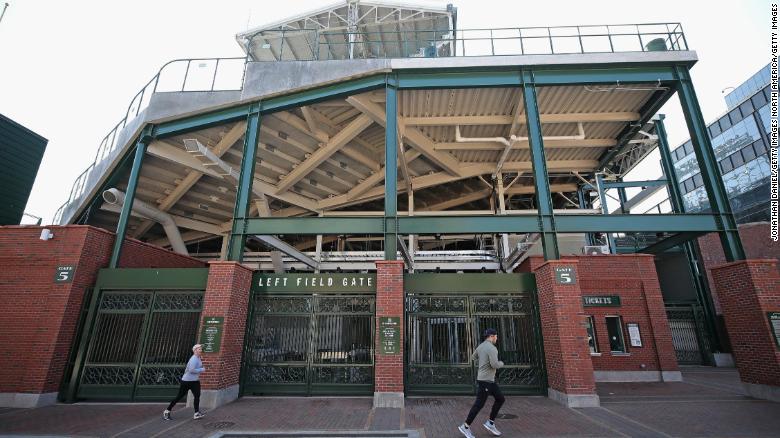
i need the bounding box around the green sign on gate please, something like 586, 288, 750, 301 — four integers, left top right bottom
379, 317, 400, 354
582, 295, 622, 307
253, 273, 376, 293
768, 312, 780, 349
200, 316, 224, 353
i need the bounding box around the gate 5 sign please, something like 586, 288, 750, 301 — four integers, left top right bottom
379, 317, 400, 355
554, 266, 576, 284
200, 316, 224, 353
55, 265, 75, 283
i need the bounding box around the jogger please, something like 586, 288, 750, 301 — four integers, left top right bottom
458, 328, 505, 437
163, 344, 206, 420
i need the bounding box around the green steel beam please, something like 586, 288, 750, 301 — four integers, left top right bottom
109, 127, 151, 268
640, 232, 704, 254
674, 66, 744, 261
617, 185, 628, 214
261, 76, 386, 113
655, 115, 686, 213
154, 105, 252, 138
245, 217, 385, 235
603, 179, 668, 189
595, 174, 616, 252
241, 214, 721, 235
532, 66, 679, 85
384, 79, 398, 260
522, 70, 559, 260
227, 107, 261, 261
577, 187, 595, 246
95, 268, 209, 289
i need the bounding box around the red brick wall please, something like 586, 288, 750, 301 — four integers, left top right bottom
119, 239, 206, 268
520, 254, 678, 374
533, 260, 596, 395
198, 261, 253, 390
0, 225, 206, 395
713, 260, 780, 387
698, 222, 780, 314
374, 261, 404, 393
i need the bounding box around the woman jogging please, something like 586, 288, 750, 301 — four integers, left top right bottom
163, 344, 206, 420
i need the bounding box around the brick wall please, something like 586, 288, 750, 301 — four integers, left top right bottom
519, 254, 678, 374
0, 225, 206, 397
198, 262, 253, 391
374, 261, 404, 393
713, 260, 780, 387
698, 222, 780, 314
533, 260, 596, 395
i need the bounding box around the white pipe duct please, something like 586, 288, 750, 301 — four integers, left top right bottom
103, 188, 189, 255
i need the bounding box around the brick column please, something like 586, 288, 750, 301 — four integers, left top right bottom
712, 259, 780, 402
374, 260, 405, 407
636, 255, 681, 381
533, 260, 599, 407
197, 261, 253, 410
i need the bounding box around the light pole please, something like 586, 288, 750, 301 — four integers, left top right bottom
0, 3, 9, 27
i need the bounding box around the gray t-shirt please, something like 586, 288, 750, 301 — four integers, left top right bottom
471, 340, 504, 382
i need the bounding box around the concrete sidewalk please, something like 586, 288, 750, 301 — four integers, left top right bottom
0, 368, 778, 438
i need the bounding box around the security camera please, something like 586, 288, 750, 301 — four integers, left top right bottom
40, 228, 54, 241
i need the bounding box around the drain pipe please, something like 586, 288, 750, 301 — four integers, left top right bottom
456, 123, 586, 175
103, 188, 189, 255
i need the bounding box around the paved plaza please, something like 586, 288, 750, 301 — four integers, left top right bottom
0, 368, 778, 438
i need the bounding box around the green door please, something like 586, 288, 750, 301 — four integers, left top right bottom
76, 290, 203, 401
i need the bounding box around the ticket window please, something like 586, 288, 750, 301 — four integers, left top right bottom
605, 316, 627, 353
585, 316, 599, 354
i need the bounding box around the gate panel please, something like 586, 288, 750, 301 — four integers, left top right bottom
406, 294, 545, 395
243, 294, 374, 395
76, 291, 203, 401
666, 306, 708, 365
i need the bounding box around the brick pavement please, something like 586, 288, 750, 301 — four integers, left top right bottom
0, 368, 779, 438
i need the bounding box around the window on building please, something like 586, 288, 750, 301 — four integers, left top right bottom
605, 316, 627, 353
684, 178, 695, 193
731, 150, 745, 168
693, 173, 704, 188
742, 144, 756, 162
729, 108, 743, 124
740, 100, 754, 118
586, 316, 599, 354
719, 115, 732, 132
720, 156, 734, 173
752, 89, 768, 108
754, 139, 767, 156
709, 122, 722, 138
683, 141, 693, 156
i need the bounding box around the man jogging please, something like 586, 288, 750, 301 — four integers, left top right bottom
163, 344, 206, 420
458, 328, 505, 437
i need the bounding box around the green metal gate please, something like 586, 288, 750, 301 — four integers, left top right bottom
242, 294, 375, 395
404, 273, 545, 395
666, 304, 710, 365
76, 290, 203, 400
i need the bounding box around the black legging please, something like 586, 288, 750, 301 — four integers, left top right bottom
167, 380, 201, 412
465, 380, 505, 425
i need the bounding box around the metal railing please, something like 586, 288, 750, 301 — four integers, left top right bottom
246, 23, 687, 61
53, 57, 247, 224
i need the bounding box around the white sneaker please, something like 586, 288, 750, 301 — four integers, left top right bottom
483, 420, 502, 436
193, 412, 205, 420
163, 410, 171, 420
458, 424, 475, 438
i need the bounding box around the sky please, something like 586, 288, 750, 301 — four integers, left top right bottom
0, 0, 769, 224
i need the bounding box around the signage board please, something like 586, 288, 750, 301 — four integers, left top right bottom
627, 323, 642, 347
199, 316, 224, 353
582, 295, 622, 307
379, 317, 400, 355
554, 266, 576, 284
769, 312, 780, 348
54, 265, 75, 283
253, 273, 376, 293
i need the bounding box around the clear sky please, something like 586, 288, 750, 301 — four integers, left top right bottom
0, 0, 768, 224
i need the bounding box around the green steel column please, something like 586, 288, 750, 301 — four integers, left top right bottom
617, 183, 628, 214
656, 114, 721, 354
227, 105, 261, 261
384, 78, 398, 260
674, 66, 745, 261
578, 187, 595, 246
522, 70, 559, 260
109, 127, 151, 268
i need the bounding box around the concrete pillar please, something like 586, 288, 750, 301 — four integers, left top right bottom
196, 261, 253, 410
373, 260, 405, 407
533, 260, 599, 407
712, 259, 780, 402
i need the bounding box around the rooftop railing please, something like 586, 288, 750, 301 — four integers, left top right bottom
246, 23, 687, 61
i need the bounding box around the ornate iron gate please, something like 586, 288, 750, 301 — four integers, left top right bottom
666, 305, 709, 365
242, 294, 375, 395
406, 294, 545, 395
76, 290, 203, 400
